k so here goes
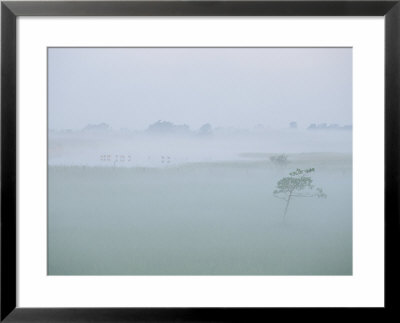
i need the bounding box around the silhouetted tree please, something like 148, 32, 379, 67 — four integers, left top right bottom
270, 154, 288, 166
147, 120, 190, 134
198, 123, 212, 136
273, 168, 327, 222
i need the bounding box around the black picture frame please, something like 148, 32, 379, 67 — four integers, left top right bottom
1, 1, 399, 321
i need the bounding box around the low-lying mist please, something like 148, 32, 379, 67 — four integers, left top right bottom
48, 151, 352, 275
49, 128, 352, 168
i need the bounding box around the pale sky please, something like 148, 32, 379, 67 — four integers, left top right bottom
48, 47, 352, 131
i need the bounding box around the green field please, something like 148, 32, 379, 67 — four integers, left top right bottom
48, 153, 352, 275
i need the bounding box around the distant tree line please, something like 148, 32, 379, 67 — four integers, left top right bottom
307, 123, 352, 131
147, 120, 213, 136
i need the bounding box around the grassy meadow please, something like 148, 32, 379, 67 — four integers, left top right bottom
48, 153, 352, 275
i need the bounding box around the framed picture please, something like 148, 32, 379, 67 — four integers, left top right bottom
1, 0, 399, 321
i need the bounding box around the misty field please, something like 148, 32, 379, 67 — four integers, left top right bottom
48, 153, 352, 275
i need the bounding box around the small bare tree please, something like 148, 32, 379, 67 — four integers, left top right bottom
273, 168, 327, 222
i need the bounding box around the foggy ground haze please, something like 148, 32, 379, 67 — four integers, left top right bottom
49, 125, 351, 167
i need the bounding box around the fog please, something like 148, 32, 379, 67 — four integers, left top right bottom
48, 47, 351, 131
48, 156, 352, 275
49, 127, 351, 167
48, 48, 352, 275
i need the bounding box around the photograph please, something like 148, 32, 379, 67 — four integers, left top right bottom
47, 47, 352, 275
